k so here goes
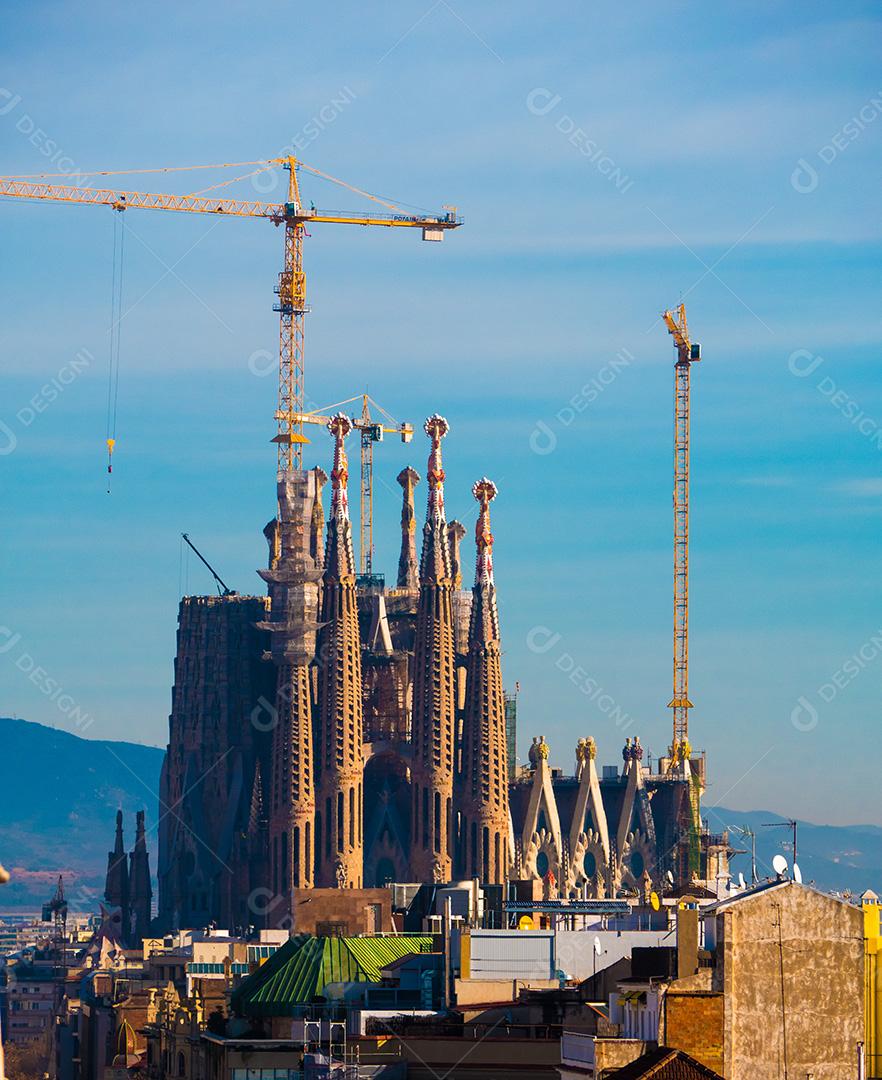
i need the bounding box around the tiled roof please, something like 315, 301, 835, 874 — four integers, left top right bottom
609, 1047, 724, 1079
232, 935, 433, 1015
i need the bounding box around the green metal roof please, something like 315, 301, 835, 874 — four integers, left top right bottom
232, 935, 433, 1016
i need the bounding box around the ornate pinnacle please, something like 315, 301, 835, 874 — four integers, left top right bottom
424, 414, 449, 525
448, 521, 466, 590
327, 413, 352, 523
472, 477, 497, 588
397, 466, 420, 590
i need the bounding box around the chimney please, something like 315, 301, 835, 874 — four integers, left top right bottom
676, 903, 699, 979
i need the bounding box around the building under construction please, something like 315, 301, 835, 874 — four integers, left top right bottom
157, 406, 728, 932
0, 160, 727, 930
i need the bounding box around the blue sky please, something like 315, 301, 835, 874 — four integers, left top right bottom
1, 1, 880, 825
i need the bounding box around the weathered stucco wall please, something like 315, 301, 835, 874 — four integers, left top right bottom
716, 883, 863, 1080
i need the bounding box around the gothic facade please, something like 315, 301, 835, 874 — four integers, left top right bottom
157, 416, 708, 931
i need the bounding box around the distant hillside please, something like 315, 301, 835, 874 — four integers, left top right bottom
1, 718, 878, 909
707, 805, 882, 895
0, 717, 164, 910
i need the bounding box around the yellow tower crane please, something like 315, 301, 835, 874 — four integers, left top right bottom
291, 392, 413, 578
662, 302, 703, 881
0, 157, 460, 471
662, 302, 702, 777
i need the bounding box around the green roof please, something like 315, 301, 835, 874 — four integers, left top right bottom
232, 935, 433, 1015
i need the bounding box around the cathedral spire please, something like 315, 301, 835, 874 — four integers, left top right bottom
411, 415, 457, 882
129, 810, 152, 941
105, 810, 130, 941
258, 464, 323, 902
458, 479, 510, 883
310, 466, 328, 567
324, 415, 356, 580
396, 466, 420, 590
315, 413, 364, 888
447, 521, 467, 591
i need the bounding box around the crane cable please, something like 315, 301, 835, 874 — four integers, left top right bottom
105, 210, 125, 492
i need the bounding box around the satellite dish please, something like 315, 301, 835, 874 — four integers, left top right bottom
666, 870, 674, 884
650, 891, 660, 911
518, 915, 534, 931
772, 854, 788, 876
792, 863, 803, 883
738, 872, 746, 889
593, 936, 602, 956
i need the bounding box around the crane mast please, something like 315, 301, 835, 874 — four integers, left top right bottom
662, 303, 701, 777
273, 161, 308, 470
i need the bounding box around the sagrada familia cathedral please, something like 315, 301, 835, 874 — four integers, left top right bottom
156, 416, 719, 931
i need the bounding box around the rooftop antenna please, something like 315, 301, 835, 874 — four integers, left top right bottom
734, 824, 758, 884
181, 533, 237, 597
772, 854, 788, 877
761, 818, 798, 867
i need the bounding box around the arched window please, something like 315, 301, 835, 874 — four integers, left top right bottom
177, 1052, 186, 1077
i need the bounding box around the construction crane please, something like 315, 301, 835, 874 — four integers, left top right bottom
0, 157, 460, 471
662, 303, 703, 884
181, 532, 236, 596
292, 393, 413, 576
662, 302, 702, 779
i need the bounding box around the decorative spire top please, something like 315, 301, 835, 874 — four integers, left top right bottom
114, 810, 125, 854
396, 466, 420, 590
327, 413, 352, 523
472, 478, 497, 588
424, 414, 449, 526
447, 521, 467, 590
528, 735, 550, 768
134, 810, 146, 850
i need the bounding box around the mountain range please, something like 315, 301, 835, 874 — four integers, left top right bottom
0, 717, 878, 909
0, 717, 164, 911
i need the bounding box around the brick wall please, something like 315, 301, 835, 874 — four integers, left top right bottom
663, 990, 724, 1075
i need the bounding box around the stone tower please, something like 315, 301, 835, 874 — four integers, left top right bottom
315, 415, 364, 888
105, 810, 130, 940
410, 415, 457, 882
458, 480, 510, 883
258, 468, 323, 900
396, 466, 420, 590
128, 810, 153, 940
